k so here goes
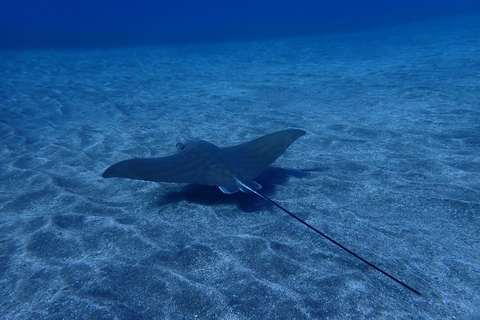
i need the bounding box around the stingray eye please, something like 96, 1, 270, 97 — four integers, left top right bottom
176, 143, 186, 151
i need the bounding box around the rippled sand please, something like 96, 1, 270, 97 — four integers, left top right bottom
1, 14, 479, 319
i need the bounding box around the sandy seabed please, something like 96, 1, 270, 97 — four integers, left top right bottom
1, 14, 479, 320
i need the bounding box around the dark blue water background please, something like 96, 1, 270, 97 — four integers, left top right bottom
1, 0, 480, 48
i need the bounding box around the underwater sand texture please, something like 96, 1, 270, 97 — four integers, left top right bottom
1, 14, 479, 319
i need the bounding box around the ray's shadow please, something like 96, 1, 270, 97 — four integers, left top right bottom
156, 166, 327, 212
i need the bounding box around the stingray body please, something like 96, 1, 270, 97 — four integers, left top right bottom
103, 129, 306, 194
102, 129, 421, 295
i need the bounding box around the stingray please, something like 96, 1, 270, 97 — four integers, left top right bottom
102, 129, 420, 295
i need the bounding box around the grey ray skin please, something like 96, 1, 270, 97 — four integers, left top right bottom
102, 128, 422, 295
102, 129, 306, 193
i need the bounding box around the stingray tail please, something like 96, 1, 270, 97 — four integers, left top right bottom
237, 179, 421, 296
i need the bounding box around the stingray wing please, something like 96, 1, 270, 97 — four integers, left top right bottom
222, 129, 306, 180
102, 140, 231, 186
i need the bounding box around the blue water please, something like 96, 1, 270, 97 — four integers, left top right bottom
1, 2, 480, 320
1, 0, 480, 48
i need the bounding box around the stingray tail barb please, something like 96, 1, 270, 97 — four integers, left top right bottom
236, 178, 421, 296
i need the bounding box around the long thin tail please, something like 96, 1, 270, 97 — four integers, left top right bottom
239, 181, 421, 296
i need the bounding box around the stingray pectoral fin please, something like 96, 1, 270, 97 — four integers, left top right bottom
103, 157, 173, 182
223, 129, 306, 180
102, 152, 207, 184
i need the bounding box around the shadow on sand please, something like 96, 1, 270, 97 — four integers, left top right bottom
155, 166, 327, 212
